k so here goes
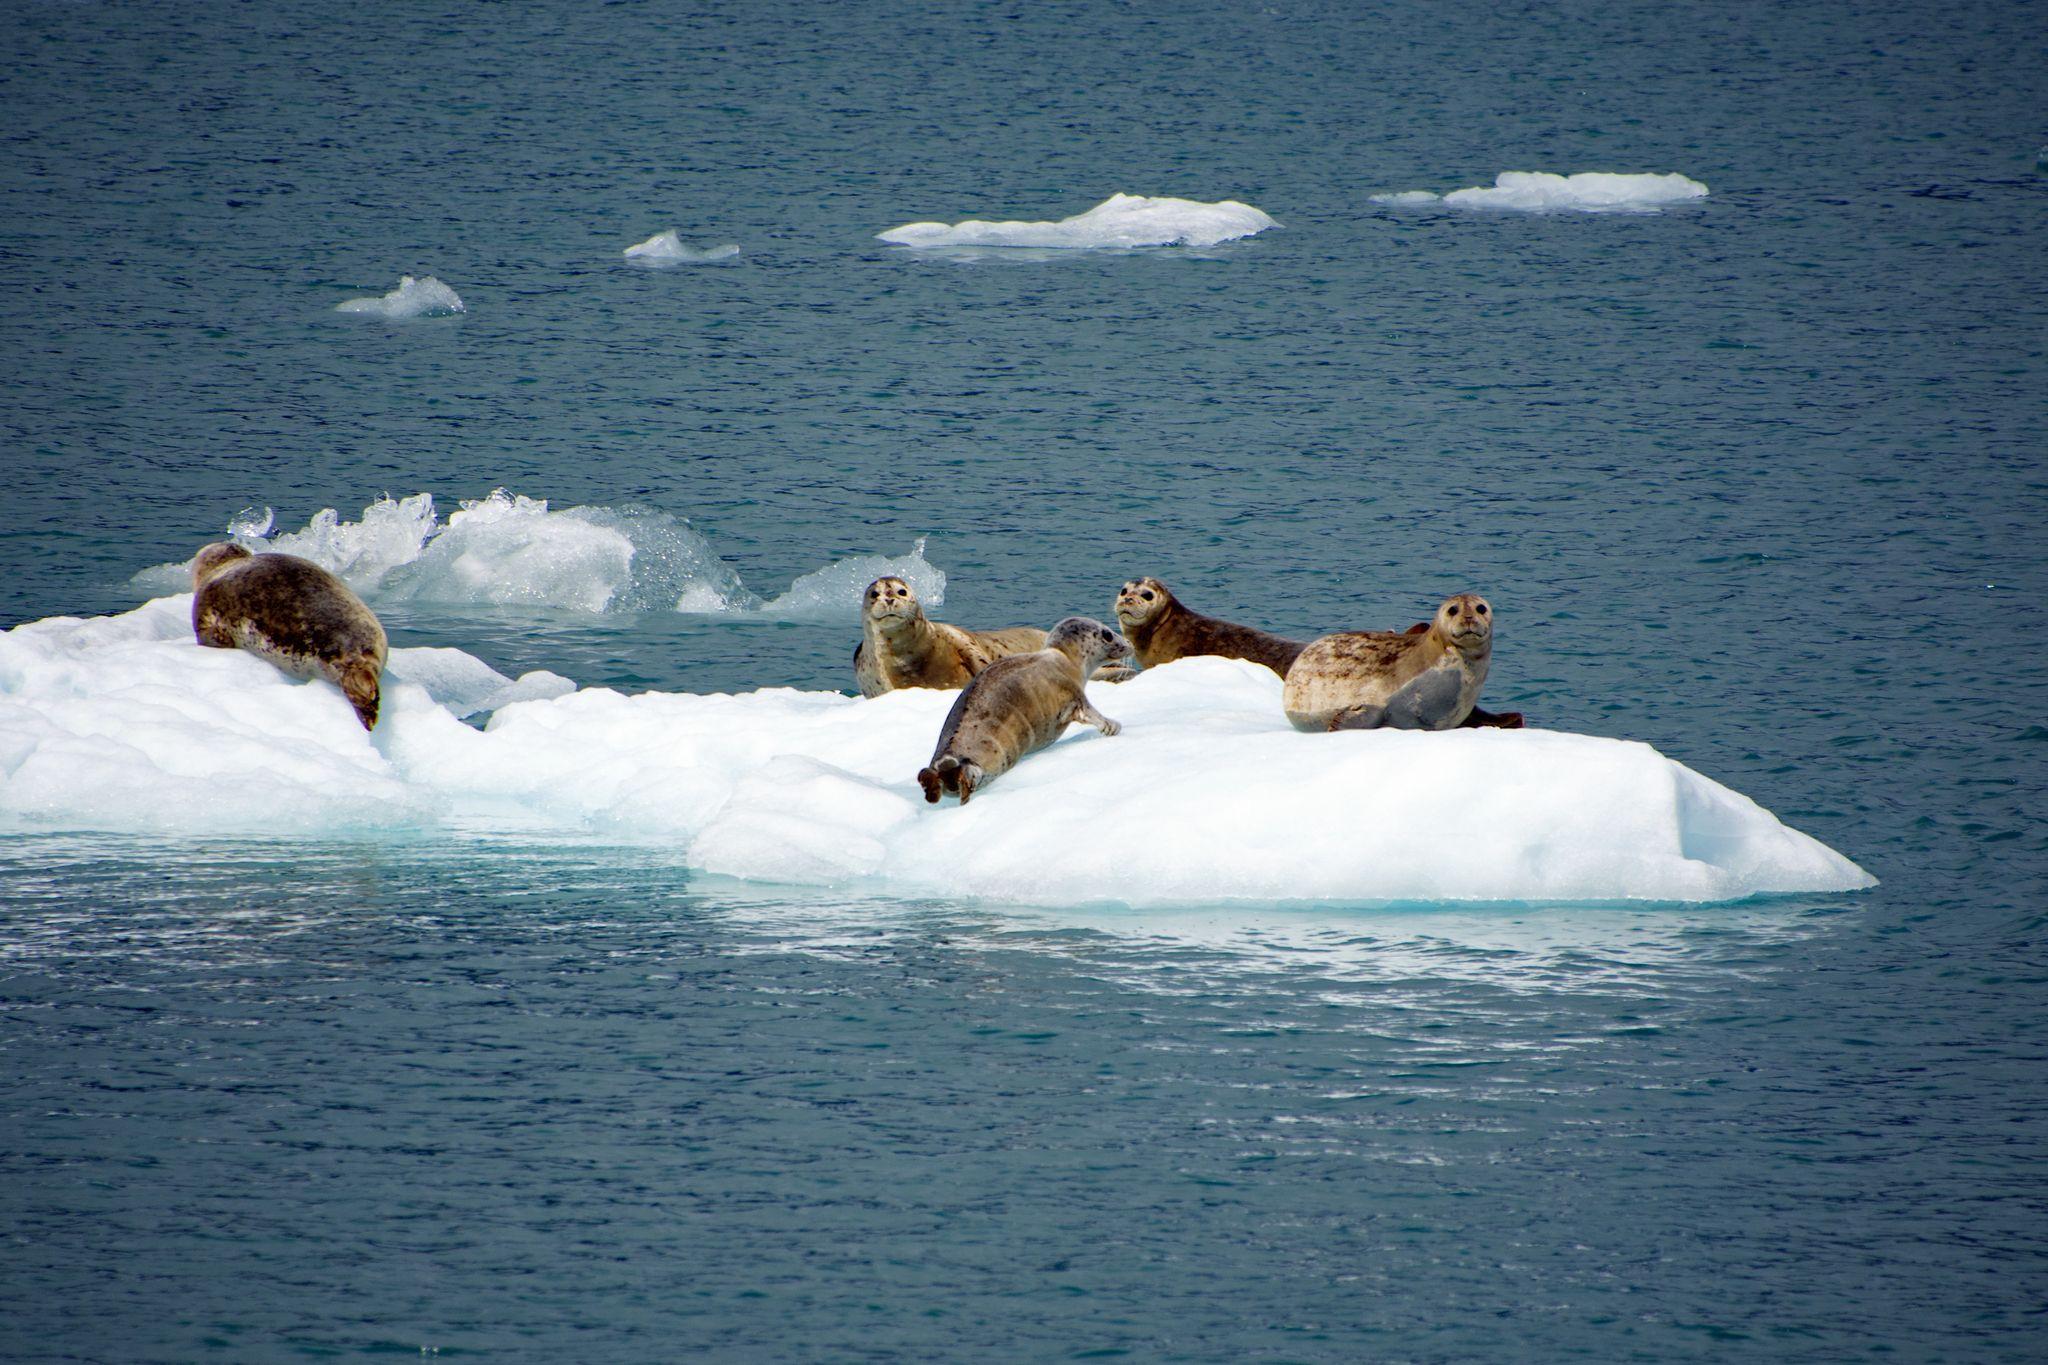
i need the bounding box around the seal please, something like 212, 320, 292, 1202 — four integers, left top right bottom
853, 576, 1049, 698
1282, 594, 1494, 732
190, 542, 388, 730
1112, 577, 1305, 677
917, 617, 1130, 804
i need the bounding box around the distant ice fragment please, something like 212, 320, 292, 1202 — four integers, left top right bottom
878, 193, 1278, 249
623, 230, 741, 265
335, 275, 466, 317
1374, 172, 1708, 213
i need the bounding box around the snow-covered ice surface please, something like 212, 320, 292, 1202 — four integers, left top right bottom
878, 194, 1278, 249
623, 230, 741, 264
334, 274, 466, 317
0, 604, 1875, 906
1372, 172, 1709, 213
130, 492, 943, 620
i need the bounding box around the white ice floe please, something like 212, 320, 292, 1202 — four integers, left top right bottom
878, 193, 1278, 249
335, 275, 466, 317
623, 230, 741, 265
1372, 172, 1708, 213
0, 606, 1875, 906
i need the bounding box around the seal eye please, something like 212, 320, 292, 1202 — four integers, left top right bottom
1476, 604, 1488, 615
1141, 591, 1154, 601
1447, 605, 1460, 616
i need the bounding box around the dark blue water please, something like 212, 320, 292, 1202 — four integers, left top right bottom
3, 0, 2045, 1358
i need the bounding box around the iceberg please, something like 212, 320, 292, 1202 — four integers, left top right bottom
749, 538, 945, 621
134, 492, 948, 621
1373, 172, 1708, 213
335, 275, 466, 317
878, 194, 1278, 249
132, 492, 755, 615
0, 604, 1875, 907
623, 231, 741, 265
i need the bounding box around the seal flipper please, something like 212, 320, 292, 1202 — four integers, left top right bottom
1070, 699, 1121, 736
1379, 666, 1465, 730
919, 755, 958, 803
954, 762, 982, 805
1462, 707, 1525, 729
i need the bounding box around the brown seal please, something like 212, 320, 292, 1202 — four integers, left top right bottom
917, 617, 1130, 804
1283, 594, 1495, 732
190, 543, 388, 729
1112, 577, 1306, 677
853, 576, 1048, 698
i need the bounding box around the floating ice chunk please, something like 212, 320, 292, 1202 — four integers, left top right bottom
878, 193, 1278, 249
335, 275, 466, 317
1379, 172, 1708, 213
131, 492, 755, 615
623, 230, 741, 264
748, 538, 946, 621
384, 647, 575, 719
1, 609, 1875, 907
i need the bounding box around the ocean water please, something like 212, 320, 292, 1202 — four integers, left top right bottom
2, 0, 2045, 1358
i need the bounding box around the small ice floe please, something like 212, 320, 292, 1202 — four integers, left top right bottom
749, 539, 945, 621
1372, 172, 1708, 213
132, 491, 753, 615
877, 193, 1278, 249
623, 230, 741, 265
335, 275, 466, 317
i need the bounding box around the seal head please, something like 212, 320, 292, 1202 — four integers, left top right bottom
192, 541, 253, 588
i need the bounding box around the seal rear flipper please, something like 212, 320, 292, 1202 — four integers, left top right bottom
1462, 707, 1525, 729
339, 660, 382, 731
920, 755, 961, 803
954, 762, 983, 804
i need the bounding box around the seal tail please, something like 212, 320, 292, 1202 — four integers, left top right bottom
339, 659, 382, 731
918, 755, 959, 804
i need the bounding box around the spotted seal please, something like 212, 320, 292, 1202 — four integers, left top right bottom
1112, 576, 1306, 677
853, 576, 1049, 697
916, 617, 1130, 804
191, 543, 388, 729
1282, 594, 1495, 732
